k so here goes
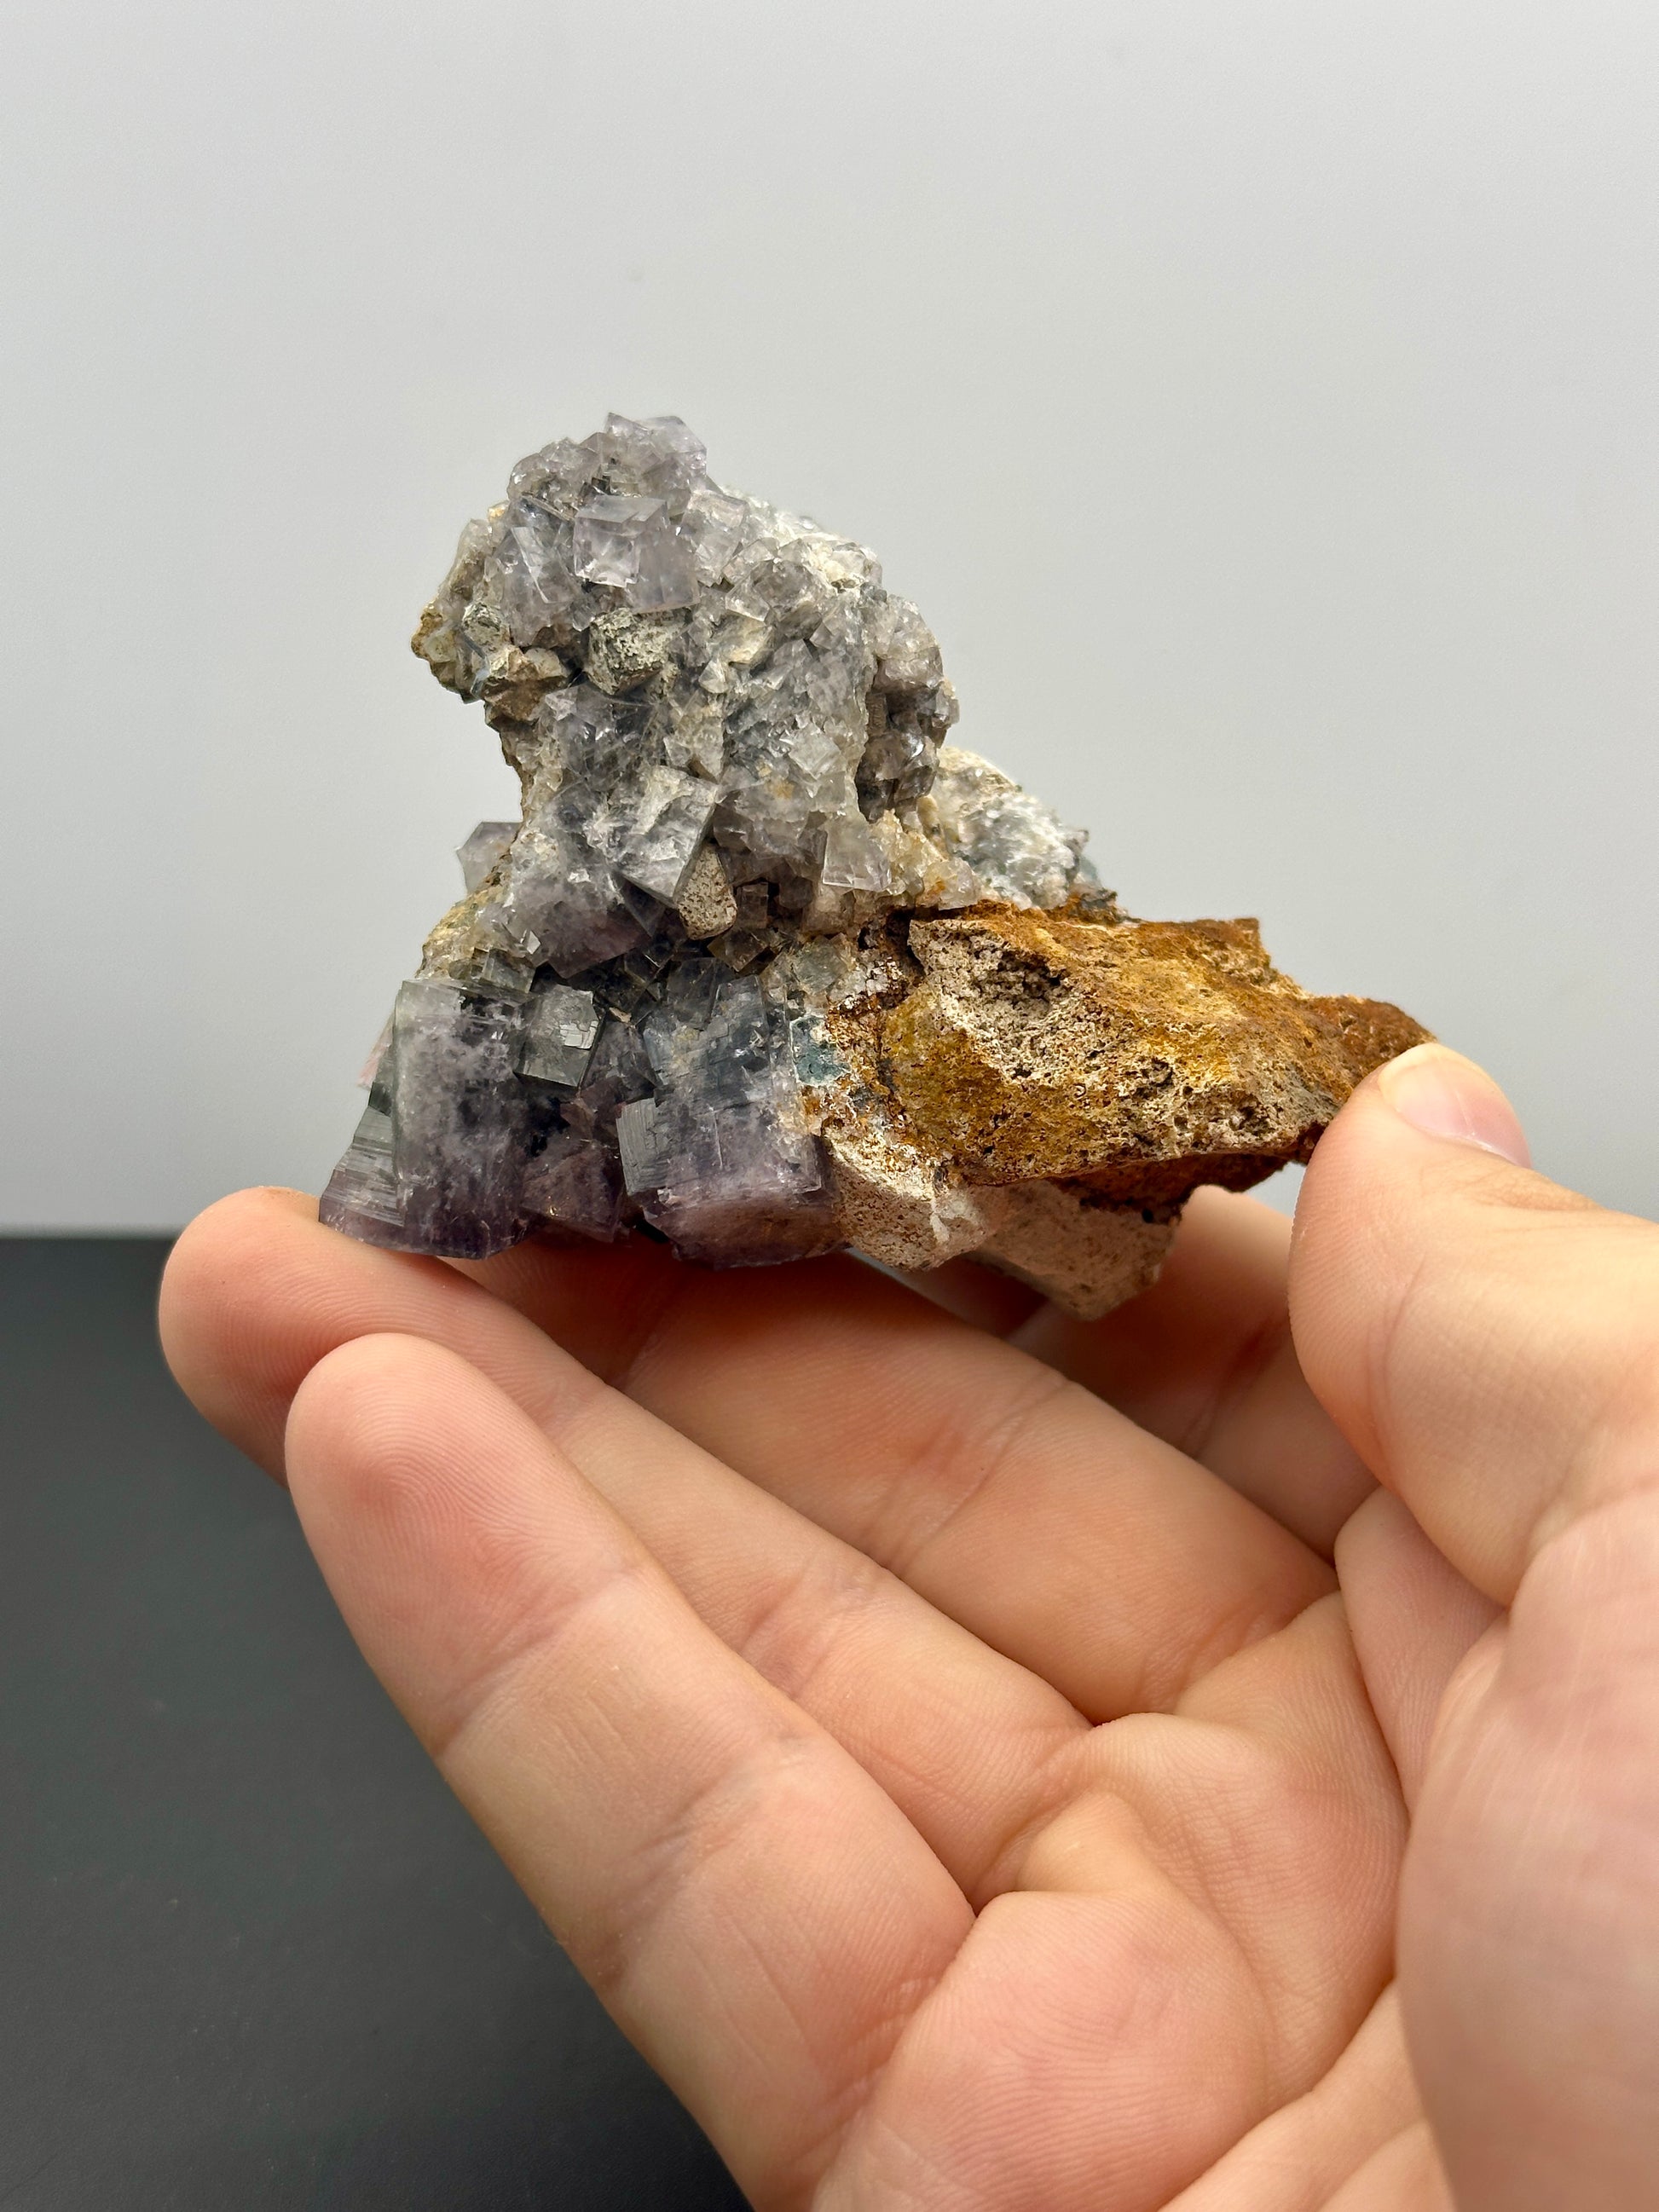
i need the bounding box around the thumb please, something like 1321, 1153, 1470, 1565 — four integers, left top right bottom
1293, 1048, 1659, 2207
1289, 1042, 1659, 1605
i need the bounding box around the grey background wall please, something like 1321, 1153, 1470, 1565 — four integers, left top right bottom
3, 0, 1655, 1231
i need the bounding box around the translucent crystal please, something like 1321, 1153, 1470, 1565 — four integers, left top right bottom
488, 500, 591, 645
573, 494, 666, 588
519, 983, 603, 1088
684, 486, 749, 583
356, 1016, 392, 1089
522, 1131, 621, 1241
506, 436, 601, 514
384, 979, 529, 1259
319, 1100, 419, 1247
615, 1095, 683, 1195
596, 413, 708, 515
929, 748, 1087, 909
561, 1017, 653, 1142
488, 810, 649, 979
629, 523, 699, 614
873, 596, 944, 693
641, 1100, 835, 1268
568, 488, 697, 613
469, 948, 535, 998
821, 813, 891, 893
539, 684, 635, 789
598, 766, 720, 904
458, 820, 519, 894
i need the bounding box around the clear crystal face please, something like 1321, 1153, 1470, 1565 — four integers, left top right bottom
456, 820, 518, 895
573, 494, 666, 586
518, 983, 603, 1089
521, 1131, 621, 1242
322, 415, 1113, 1285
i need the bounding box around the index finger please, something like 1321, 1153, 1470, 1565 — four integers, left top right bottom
286, 1331, 970, 2209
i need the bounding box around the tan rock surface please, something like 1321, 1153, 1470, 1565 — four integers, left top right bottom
673, 842, 739, 939
830, 903, 1430, 1210
823, 1115, 1007, 1272
973, 1181, 1180, 1315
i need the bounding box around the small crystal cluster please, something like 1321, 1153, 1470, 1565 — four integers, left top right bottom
321, 417, 1425, 1314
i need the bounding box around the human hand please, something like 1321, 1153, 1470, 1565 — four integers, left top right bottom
159, 1042, 1659, 2209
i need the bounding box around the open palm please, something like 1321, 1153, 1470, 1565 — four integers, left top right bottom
160, 1049, 1659, 2209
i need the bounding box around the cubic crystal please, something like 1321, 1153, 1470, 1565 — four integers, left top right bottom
457, 820, 518, 895
519, 984, 603, 1089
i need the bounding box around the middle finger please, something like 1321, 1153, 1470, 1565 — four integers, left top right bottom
164, 1188, 1088, 1895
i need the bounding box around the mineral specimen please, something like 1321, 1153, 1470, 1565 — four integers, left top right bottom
321, 415, 1427, 1314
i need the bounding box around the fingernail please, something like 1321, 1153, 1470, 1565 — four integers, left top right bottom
1377, 1044, 1531, 1167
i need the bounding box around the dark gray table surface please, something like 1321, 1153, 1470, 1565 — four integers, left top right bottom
0, 1238, 745, 2209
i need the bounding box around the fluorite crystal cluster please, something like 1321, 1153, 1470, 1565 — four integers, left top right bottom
321, 416, 1426, 1315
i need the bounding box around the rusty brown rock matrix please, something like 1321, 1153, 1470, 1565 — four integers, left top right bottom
321, 415, 1425, 1315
